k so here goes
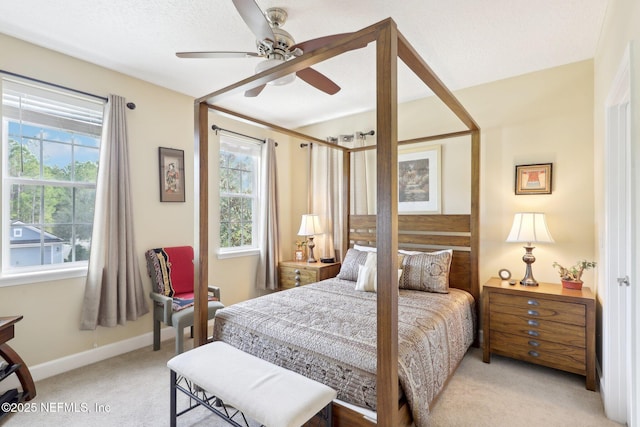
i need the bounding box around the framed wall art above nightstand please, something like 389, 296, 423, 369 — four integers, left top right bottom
515, 163, 552, 195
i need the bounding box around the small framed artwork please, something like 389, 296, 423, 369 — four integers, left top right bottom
294, 250, 304, 262
398, 145, 441, 214
515, 163, 552, 195
159, 147, 185, 202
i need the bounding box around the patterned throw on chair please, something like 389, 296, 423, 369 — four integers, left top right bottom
146, 246, 216, 311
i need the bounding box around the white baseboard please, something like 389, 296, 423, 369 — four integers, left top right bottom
3, 327, 177, 389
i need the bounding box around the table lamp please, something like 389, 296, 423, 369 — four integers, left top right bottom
506, 212, 554, 286
297, 214, 322, 263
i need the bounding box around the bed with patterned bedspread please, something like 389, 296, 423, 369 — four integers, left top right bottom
212, 272, 475, 427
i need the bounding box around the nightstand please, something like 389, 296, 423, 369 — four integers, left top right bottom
278, 261, 341, 289
482, 277, 596, 391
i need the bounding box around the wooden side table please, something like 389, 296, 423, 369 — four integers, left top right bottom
0, 315, 36, 418
482, 277, 596, 390
278, 261, 341, 289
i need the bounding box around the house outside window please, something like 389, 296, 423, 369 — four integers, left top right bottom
218, 135, 261, 257
1, 75, 104, 280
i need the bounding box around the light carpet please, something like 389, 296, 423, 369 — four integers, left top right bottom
2, 339, 621, 427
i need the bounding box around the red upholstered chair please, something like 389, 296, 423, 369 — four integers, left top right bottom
145, 246, 224, 354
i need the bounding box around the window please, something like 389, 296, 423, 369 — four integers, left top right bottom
218, 135, 261, 256
1, 76, 104, 277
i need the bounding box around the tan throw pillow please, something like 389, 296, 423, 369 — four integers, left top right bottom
355, 252, 403, 292
399, 250, 453, 293
355, 252, 377, 292
337, 248, 368, 281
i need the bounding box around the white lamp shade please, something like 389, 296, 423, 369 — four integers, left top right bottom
506, 212, 554, 244
297, 214, 322, 236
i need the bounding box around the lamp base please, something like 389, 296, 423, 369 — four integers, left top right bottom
306, 237, 317, 263
520, 277, 539, 286
519, 245, 538, 286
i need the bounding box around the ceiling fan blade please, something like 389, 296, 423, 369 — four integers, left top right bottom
232, 0, 275, 42
176, 51, 260, 59
291, 32, 368, 54
244, 84, 266, 97
296, 68, 340, 95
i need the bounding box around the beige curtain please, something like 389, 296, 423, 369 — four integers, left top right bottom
255, 138, 280, 290
310, 143, 343, 260
351, 136, 371, 215
80, 95, 148, 330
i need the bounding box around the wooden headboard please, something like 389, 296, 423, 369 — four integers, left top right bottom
348, 214, 479, 303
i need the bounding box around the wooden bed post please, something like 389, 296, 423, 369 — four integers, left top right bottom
470, 129, 481, 320
341, 150, 350, 261
376, 19, 399, 427
194, 101, 209, 347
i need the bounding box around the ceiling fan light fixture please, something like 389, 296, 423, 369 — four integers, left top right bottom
255, 58, 296, 86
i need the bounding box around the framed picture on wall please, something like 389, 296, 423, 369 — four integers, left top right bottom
159, 147, 185, 202
398, 145, 441, 214
515, 163, 552, 195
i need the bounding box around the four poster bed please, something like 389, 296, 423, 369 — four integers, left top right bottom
192, 18, 480, 427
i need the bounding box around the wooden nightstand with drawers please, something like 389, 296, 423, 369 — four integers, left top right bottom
482, 277, 596, 390
278, 261, 341, 290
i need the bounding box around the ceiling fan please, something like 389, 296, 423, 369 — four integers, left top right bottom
176, 0, 359, 97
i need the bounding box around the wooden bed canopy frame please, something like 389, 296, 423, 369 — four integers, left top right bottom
191, 18, 480, 426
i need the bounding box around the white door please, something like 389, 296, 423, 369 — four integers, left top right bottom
602, 43, 636, 425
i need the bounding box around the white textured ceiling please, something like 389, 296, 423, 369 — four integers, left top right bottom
0, 0, 608, 128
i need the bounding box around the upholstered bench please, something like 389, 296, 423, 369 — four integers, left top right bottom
167, 341, 337, 427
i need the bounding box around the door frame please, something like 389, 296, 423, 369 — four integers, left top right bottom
602, 42, 637, 426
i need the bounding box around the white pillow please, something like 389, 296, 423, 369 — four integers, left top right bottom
398, 249, 423, 255
354, 244, 423, 257
355, 264, 377, 292
353, 244, 376, 253
355, 252, 378, 291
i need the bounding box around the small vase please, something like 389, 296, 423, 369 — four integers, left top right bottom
562, 279, 583, 290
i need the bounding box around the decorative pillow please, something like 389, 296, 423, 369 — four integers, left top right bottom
337, 248, 369, 281
353, 244, 377, 253
145, 246, 194, 296
399, 249, 453, 293
355, 252, 378, 292
355, 252, 404, 293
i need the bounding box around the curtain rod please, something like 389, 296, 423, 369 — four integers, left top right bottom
1, 69, 136, 109
211, 124, 275, 145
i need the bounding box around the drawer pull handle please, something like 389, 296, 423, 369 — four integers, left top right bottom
528, 340, 540, 347
527, 330, 540, 337
528, 350, 540, 358
527, 299, 540, 306
527, 319, 539, 327
294, 269, 300, 274
527, 310, 539, 316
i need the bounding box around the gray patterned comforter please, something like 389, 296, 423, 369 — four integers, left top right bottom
212, 278, 475, 427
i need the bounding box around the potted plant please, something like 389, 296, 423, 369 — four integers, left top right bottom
552, 260, 597, 290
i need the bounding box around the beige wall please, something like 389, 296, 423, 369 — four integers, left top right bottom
0, 27, 602, 371
0, 34, 298, 368
0, 33, 195, 366
298, 60, 596, 288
